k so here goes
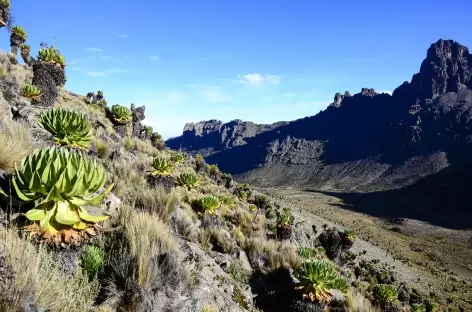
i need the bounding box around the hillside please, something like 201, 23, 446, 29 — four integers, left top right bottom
167, 39, 472, 229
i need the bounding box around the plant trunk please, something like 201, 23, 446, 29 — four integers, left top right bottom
32, 61, 65, 107
10, 33, 25, 56
0, 5, 9, 28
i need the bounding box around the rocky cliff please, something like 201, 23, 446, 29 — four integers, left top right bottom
167, 39, 472, 228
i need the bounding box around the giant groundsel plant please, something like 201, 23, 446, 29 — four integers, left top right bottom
12, 147, 114, 238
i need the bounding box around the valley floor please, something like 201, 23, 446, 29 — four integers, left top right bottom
260, 187, 472, 310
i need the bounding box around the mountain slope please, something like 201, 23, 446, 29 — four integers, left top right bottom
167, 39, 472, 228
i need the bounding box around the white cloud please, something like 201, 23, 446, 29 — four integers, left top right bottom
239, 73, 281, 86
112, 32, 128, 39
100, 56, 119, 62
149, 55, 160, 61
84, 47, 102, 52
200, 90, 232, 103
85, 68, 130, 77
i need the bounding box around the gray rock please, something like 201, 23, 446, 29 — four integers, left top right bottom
104, 192, 121, 213
29, 128, 54, 147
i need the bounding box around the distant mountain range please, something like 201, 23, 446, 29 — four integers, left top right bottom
167, 39, 472, 228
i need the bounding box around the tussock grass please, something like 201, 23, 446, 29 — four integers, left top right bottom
0, 228, 99, 312
134, 138, 158, 156
201, 304, 217, 312
133, 186, 180, 222
345, 288, 380, 312
0, 119, 33, 173
93, 137, 111, 159
107, 156, 147, 197
0, 52, 32, 86
123, 136, 135, 151
245, 237, 301, 271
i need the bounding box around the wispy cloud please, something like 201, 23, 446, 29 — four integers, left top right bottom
239, 73, 281, 86
84, 47, 102, 52
200, 90, 232, 103
85, 68, 130, 77
149, 55, 160, 61
100, 55, 119, 62
112, 32, 128, 39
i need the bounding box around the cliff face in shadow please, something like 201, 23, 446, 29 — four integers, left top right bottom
167, 39, 472, 227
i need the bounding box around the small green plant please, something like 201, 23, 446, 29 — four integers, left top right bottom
11, 26, 27, 39
198, 196, 221, 215
171, 151, 185, 164
236, 183, 252, 200
38, 46, 66, 67
208, 164, 219, 175
218, 195, 236, 207
150, 157, 174, 176
109, 104, 132, 125
22, 84, 41, 101
12, 147, 114, 238
424, 298, 439, 312
145, 126, 153, 136
80, 245, 105, 280
277, 207, 292, 226
298, 247, 318, 260
175, 172, 201, 190
248, 204, 258, 212
228, 260, 251, 284
20, 44, 30, 54
195, 153, 204, 163
37, 108, 94, 150
123, 136, 134, 151
344, 229, 355, 241
0, 0, 10, 8
295, 259, 348, 303
151, 132, 162, 142
372, 284, 398, 306
412, 303, 427, 312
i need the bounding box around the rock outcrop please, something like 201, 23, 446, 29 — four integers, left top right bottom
167, 39, 472, 228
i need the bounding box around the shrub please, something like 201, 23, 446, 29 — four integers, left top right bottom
150, 132, 162, 142
37, 108, 94, 150
171, 151, 185, 164
150, 157, 174, 176
11, 25, 27, 39
21, 84, 41, 101
109, 104, 132, 125
12, 147, 114, 240
295, 259, 348, 303
0, 120, 32, 173
197, 195, 221, 215
38, 46, 66, 67
175, 172, 201, 190
228, 260, 251, 284
80, 245, 105, 280
372, 284, 398, 306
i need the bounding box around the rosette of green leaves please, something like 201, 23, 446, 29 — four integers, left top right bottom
110, 104, 132, 125
145, 126, 153, 136
0, 0, 10, 8
81, 245, 106, 280
11, 26, 26, 39
372, 284, 398, 306
37, 108, 94, 150
198, 195, 221, 215
38, 47, 66, 67
344, 229, 355, 241
171, 151, 185, 164
20, 44, 30, 54
175, 172, 201, 190
22, 84, 41, 101
277, 207, 292, 226
295, 259, 348, 303
12, 147, 114, 236
151, 157, 174, 176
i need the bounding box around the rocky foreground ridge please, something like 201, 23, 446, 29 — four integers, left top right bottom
167, 39, 472, 229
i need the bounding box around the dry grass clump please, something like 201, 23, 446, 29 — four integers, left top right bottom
133, 186, 181, 222
106, 156, 147, 197
245, 237, 302, 271
345, 288, 380, 312
0, 228, 99, 312
103, 205, 187, 310
201, 304, 217, 312
93, 137, 111, 159
0, 52, 32, 85
172, 206, 199, 241
0, 119, 33, 173
134, 138, 159, 156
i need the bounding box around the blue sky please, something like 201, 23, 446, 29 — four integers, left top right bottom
2, 0, 472, 139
